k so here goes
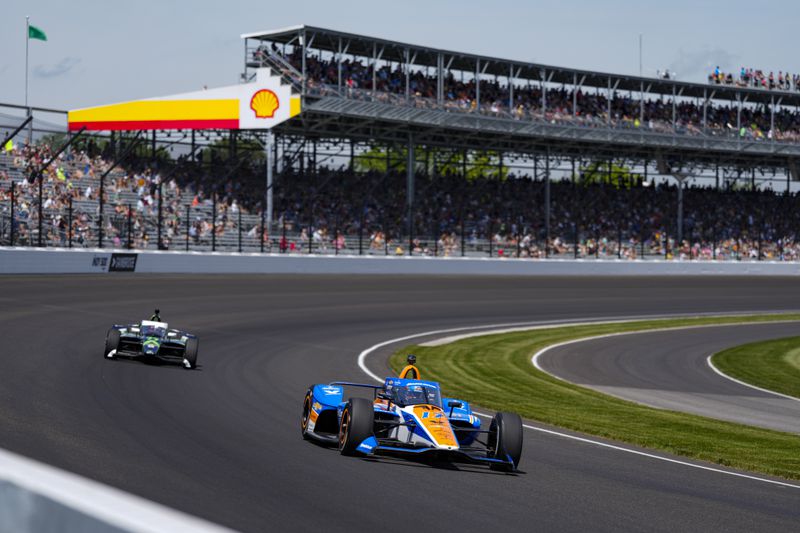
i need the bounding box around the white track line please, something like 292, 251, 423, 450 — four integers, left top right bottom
356, 316, 800, 490
530, 320, 800, 377
707, 355, 800, 403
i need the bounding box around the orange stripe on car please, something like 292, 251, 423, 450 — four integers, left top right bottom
413, 405, 458, 447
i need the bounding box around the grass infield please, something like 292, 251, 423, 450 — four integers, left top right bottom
712, 336, 800, 400
389, 314, 800, 480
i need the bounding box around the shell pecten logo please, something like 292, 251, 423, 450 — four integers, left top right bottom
250, 89, 279, 119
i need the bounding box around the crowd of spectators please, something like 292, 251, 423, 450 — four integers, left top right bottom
0, 141, 267, 250
256, 47, 800, 143
5, 139, 800, 261
710, 66, 800, 92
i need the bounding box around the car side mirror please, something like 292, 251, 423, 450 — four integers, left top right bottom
447, 400, 463, 417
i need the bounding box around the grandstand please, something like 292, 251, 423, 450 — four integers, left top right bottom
4, 25, 800, 260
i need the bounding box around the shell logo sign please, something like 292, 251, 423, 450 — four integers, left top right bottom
68, 68, 301, 131
250, 89, 279, 119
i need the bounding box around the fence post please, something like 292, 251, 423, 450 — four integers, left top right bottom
238, 209, 242, 253
157, 178, 163, 249
282, 215, 287, 254
308, 207, 313, 254
460, 214, 465, 257
211, 193, 216, 252
68, 196, 73, 248
260, 209, 265, 253
38, 175, 43, 247
127, 204, 133, 249
595, 226, 600, 259
358, 212, 364, 255
10, 182, 15, 246
334, 212, 339, 256
98, 170, 104, 248
640, 226, 645, 260
488, 220, 493, 257
185, 204, 190, 251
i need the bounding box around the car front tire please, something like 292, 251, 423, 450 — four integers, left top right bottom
184, 338, 199, 369
338, 397, 373, 456
104, 329, 120, 359
488, 411, 523, 472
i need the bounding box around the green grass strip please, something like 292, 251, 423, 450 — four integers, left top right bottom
389, 314, 800, 480
713, 336, 800, 399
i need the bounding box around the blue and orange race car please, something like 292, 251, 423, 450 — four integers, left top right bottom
301, 377, 523, 472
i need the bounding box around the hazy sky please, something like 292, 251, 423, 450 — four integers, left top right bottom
2, 0, 798, 111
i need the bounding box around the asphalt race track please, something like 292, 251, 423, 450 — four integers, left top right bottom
537, 322, 800, 434
1, 275, 800, 532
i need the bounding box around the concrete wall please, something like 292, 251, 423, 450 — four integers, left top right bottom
3, 246, 800, 276
0, 447, 231, 533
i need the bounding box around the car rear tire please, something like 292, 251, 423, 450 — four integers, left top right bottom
488, 411, 523, 472
301, 389, 313, 440
338, 397, 373, 456
184, 338, 199, 369
104, 329, 120, 359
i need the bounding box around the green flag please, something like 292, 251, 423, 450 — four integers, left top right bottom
4, 139, 13, 152
28, 25, 47, 41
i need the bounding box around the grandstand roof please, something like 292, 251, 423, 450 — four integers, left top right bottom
243, 25, 800, 107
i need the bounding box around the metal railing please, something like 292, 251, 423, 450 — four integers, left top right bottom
305, 84, 798, 146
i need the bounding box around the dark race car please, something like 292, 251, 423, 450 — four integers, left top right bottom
104, 318, 199, 369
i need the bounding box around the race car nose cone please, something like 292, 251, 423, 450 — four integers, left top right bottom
142, 340, 159, 355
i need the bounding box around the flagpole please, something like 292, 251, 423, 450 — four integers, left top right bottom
25, 16, 31, 143
25, 16, 29, 109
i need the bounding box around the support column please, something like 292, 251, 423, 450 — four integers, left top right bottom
9, 181, 15, 246
572, 157, 578, 258
407, 133, 415, 255
676, 176, 685, 246
671, 85, 677, 130
544, 150, 551, 258
37, 175, 43, 247
508, 64, 514, 112
572, 73, 577, 117
301, 29, 307, 98
771, 95, 775, 137
475, 59, 480, 110
338, 37, 343, 93
541, 69, 547, 118
639, 81, 644, 124
98, 169, 104, 248
405, 48, 410, 103
702, 89, 708, 132
265, 131, 274, 231
736, 94, 742, 132
349, 139, 355, 173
